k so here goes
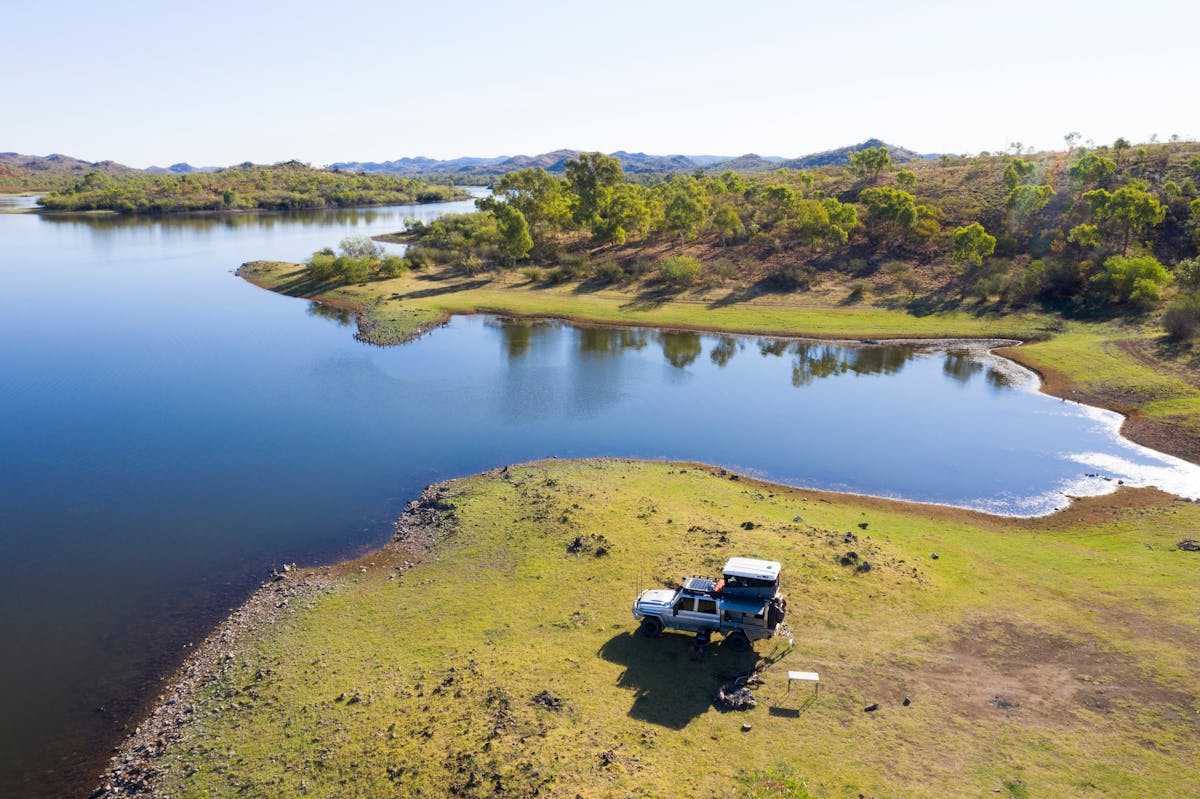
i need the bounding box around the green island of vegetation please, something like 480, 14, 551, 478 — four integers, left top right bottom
100, 460, 1200, 798
237, 138, 1200, 463
33, 161, 468, 213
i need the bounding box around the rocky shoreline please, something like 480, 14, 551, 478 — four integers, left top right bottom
90, 481, 459, 798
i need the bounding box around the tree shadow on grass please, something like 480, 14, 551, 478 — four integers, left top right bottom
705, 277, 798, 309
598, 631, 760, 729
618, 284, 692, 312
401, 279, 493, 299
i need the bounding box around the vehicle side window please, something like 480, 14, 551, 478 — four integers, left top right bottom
673, 597, 694, 613
696, 599, 718, 614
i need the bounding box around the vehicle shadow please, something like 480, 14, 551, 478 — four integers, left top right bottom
598, 631, 760, 729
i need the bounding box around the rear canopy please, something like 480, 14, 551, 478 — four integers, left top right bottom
722, 557, 781, 582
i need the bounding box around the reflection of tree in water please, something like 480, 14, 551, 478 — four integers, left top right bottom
578, 327, 648, 357
658, 331, 703, 368
758, 338, 790, 357
790, 344, 848, 386
942, 351, 984, 383
41, 206, 385, 233
492, 318, 557, 359
709, 336, 739, 367
787, 342, 920, 387
847, 345, 917, 376
985, 366, 1013, 389
306, 301, 352, 326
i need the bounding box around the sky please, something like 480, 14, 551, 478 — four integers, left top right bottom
5, 0, 1199, 167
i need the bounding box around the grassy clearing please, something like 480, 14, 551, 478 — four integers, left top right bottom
239, 260, 1050, 340
155, 460, 1200, 798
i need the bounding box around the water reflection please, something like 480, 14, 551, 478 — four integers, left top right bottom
658, 331, 704, 368
710, 336, 740, 367
491, 318, 556, 358
488, 321, 1019, 394
38, 206, 389, 232
578, 326, 648, 357
307, 301, 353, 326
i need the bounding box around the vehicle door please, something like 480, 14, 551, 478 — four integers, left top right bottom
673, 595, 719, 631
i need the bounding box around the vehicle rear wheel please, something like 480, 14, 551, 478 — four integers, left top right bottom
725, 631, 751, 652
640, 617, 663, 638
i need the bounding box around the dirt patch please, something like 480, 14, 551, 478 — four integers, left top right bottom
918, 620, 1197, 727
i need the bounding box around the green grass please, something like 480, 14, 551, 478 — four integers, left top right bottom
155, 460, 1200, 798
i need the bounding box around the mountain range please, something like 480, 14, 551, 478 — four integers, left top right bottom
2, 139, 939, 182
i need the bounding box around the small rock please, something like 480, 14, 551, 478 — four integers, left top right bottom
931, 552, 940, 560
858, 522, 869, 530
864, 703, 879, 712
741, 723, 752, 732
793, 515, 802, 522
903, 696, 911, 706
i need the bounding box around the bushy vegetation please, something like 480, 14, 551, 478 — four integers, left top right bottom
371, 141, 1200, 319
36, 161, 466, 213
306, 237, 407, 283
657, 255, 704, 286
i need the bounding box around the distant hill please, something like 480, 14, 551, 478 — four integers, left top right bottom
145, 163, 221, 175
703, 153, 783, 173
3, 141, 941, 193
329, 150, 701, 177
779, 138, 933, 169
330, 142, 933, 179
0, 152, 142, 176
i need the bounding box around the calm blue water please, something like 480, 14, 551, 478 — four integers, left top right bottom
1, 196, 1197, 797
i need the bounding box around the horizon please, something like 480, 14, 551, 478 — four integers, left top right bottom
7, 0, 1199, 169
9, 133, 1193, 173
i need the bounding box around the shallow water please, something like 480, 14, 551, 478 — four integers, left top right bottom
0, 195, 1196, 798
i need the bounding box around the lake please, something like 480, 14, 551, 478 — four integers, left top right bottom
1, 196, 1197, 798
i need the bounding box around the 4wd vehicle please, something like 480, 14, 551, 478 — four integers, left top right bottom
632, 557, 788, 651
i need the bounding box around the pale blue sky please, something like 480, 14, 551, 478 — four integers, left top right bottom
6, 0, 1198, 167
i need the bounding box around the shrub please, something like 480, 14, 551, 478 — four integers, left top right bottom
1020, 258, 1083, 302
1163, 296, 1200, 341
379, 254, 408, 277
770, 262, 814, 291
521, 267, 543, 282
405, 248, 435, 270
554, 254, 589, 280
658, 255, 704, 287
594, 260, 627, 284
711, 258, 737, 281
306, 248, 338, 281
1089, 254, 1172, 308
1176, 257, 1200, 290
846, 281, 867, 302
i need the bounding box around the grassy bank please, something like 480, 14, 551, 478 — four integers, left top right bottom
237, 259, 1200, 463
123, 459, 1199, 798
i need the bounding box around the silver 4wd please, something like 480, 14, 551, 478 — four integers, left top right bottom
632, 557, 788, 651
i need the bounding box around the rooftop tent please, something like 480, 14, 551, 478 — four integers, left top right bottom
722, 558, 781, 582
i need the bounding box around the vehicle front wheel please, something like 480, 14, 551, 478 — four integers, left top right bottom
640, 617, 664, 638
725, 631, 751, 652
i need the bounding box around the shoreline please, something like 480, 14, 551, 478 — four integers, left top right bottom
237, 259, 1200, 467
89, 460, 1193, 797
91, 480, 460, 798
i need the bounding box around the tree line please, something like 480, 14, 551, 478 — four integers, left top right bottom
304, 141, 1200, 334
36, 162, 468, 213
